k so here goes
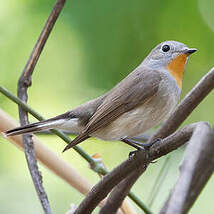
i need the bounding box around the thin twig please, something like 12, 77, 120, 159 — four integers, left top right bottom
2, 65, 213, 213
0, 86, 149, 212
128, 192, 152, 214
0, 86, 102, 170
0, 109, 92, 196
0, 109, 123, 212
159, 123, 214, 214
17, 0, 66, 213
147, 155, 171, 207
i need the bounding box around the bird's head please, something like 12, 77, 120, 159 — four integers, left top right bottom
143, 41, 197, 88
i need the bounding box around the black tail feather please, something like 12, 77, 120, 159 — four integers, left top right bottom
5, 122, 46, 136
5, 111, 74, 136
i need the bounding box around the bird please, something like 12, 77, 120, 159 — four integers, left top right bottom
5, 41, 197, 152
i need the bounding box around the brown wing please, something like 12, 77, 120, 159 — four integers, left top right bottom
63, 67, 162, 151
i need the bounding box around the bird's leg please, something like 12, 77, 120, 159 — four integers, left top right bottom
121, 138, 143, 150
121, 137, 162, 159
121, 138, 145, 159
122, 137, 162, 149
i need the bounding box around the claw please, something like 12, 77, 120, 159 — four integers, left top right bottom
151, 160, 158, 164
152, 138, 162, 144
129, 150, 137, 159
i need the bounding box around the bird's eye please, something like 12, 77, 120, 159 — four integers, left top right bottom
162, 44, 170, 52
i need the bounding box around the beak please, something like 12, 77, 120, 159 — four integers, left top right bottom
183, 48, 197, 56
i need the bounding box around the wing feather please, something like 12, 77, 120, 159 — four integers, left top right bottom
85, 68, 162, 134
64, 67, 162, 150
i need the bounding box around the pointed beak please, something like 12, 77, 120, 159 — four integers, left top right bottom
183, 48, 197, 56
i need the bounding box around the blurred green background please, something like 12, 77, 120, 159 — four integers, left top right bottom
0, 0, 214, 213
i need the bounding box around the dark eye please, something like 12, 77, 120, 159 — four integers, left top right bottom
162, 44, 170, 52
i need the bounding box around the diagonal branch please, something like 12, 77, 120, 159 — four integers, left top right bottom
159, 123, 214, 214
73, 123, 197, 214
99, 168, 149, 214
0, 86, 148, 212
0, 109, 128, 214
74, 67, 214, 214
98, 67, 214, 214
3, 66, 213, 213
17, 0, 66, 213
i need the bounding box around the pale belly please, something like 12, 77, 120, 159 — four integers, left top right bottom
92, 84, 180, 141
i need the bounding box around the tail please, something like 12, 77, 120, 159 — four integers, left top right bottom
5, 112, 72, 136
62, 133, 89, 152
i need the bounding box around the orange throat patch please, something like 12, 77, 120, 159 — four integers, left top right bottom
167, 54, 188, 88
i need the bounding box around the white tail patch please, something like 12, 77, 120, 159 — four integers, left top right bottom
38, 119, 67, 129
59, 118, 82, 134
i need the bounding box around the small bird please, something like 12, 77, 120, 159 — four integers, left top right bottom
5, 41, 197, 152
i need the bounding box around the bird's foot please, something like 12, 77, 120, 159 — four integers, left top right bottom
140, 138, 162, 149
129, 148, 143, 159
122, 137, 162, 160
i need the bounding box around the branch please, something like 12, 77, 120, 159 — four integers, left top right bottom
99, 168, 149, 214
2, 64, 213, 214
74, 67, 214, 214
102, 156, 171, 214
0, 86, 97, 166
97, 67, 214, 214
0, 109, 127, 213
0, 109, 93, 195
159, 123, 214, 214
73, 123, 197, 214
0, 86, 147, 212
90, 154, 138, 214
17, 0, 66, 213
